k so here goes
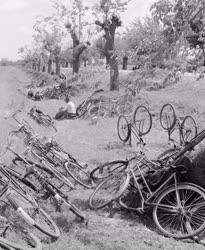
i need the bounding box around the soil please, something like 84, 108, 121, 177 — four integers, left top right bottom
1, 66, 205, 249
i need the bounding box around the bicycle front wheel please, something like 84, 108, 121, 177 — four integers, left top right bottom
133, 105, 152, 135
153, 183, 205, 239
90, 160, 128, 180
89, 171, 130, 209
160, 103, 176, 131
181, 115, 197, 143
117, 115, 130, 142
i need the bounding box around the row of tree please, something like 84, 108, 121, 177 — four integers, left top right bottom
19, 0, 205, 90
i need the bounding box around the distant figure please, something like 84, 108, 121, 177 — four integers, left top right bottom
54, 95, 76, 120
122, 55, 128, 70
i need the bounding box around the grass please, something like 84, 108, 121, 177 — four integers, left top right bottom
1, 65, 205, 249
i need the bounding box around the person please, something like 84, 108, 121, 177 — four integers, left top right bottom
54, 95, 76, 120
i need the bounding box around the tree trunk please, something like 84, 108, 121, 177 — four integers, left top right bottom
73, 58, 80, 74
83, 59, 87, 67
65, 61, 69, 68
42, 66, 46, 72
47, 59, 52, 74
55, 56, 61, 75
105, 54, 110, 69
110, 55, 119, 91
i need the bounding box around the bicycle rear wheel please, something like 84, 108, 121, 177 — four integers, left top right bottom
133, 105, 152, 135
153, 183, 205, 239
0, 215, 42, 250
90, 160, 128, 180
117, 115, 130, 142
89, 171, 130, 209
160, 103, 176, 131
181, 115, 197, 143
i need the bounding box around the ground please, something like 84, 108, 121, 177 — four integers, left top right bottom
0, 66, 205, 249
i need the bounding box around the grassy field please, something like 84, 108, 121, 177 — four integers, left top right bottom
1, 66, 205, 249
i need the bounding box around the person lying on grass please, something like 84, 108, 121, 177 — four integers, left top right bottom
54, 94, 76, 120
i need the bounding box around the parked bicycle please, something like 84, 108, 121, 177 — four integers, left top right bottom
117, 105, 152, 146
89, 129, 205, 239
28, 106, 57, 132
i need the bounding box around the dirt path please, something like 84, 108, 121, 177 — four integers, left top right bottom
1, 66, 205, 250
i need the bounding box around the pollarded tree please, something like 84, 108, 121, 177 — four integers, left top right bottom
53, 0, 90, 74
93, 0, 131, 90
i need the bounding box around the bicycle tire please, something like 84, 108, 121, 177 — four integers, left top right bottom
6, 193, 60, 239
181, 115, 197, 143
133, 105, 152, 135
153, 183, 205, 239
76, 101, 91, 118
90, 160, 128, 180
89, 171, 130, 209
117, 115, 130, 142
160, 103, 176, 131
64, 162, 93, 189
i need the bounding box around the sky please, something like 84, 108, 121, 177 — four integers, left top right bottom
0, 0, 156, 61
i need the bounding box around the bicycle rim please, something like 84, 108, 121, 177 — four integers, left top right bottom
160, 103, 176, 131
181, 115, 197, 143
153, 183, 205, 239
117, 115, 130, 142
133, 105, 152, 135
90, 160, 128, 180
89, 171, 130, 209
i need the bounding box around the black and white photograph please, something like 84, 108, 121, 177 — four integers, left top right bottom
0, 0, 205, 249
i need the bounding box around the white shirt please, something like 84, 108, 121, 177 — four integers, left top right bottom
66, 101, 76, 114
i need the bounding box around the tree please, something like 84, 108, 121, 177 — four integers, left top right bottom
33, 15, 65, 75
151, 0, 205, 66
54, 0, 90, 74
93, 0, 131, 90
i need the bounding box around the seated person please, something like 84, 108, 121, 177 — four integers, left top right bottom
54, 95, 76, 120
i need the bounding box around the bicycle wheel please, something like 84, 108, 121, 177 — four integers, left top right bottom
6, 192, 60, 239
153, 183, 205, 239
89, 171, 130, 209
0, 216, 42, 250
90, 160, 128, 180
64, 162, 93, 189
133, 105, 152, 135
160, 103, 176, 131
181, 115, 197, 143
117, 115, 130, 142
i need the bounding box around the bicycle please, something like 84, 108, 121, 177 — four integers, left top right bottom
158, 103, 198, 161
117, 105, 152, 146
28, 106, 57, 132
89, 129, 205, 239
0, 162, 60, 240
160, 103, 197, 145
7, 148, 87, 222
